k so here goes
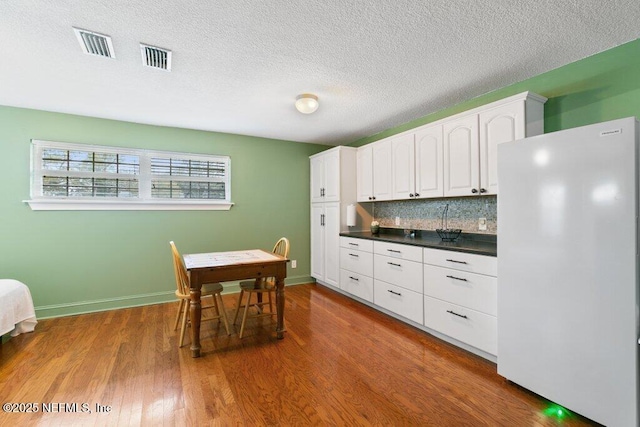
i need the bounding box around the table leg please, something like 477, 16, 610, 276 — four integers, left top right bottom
275, 276, 285, 339
190, 284, 202, 358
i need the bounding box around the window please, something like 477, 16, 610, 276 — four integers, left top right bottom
26, 140, 232, 211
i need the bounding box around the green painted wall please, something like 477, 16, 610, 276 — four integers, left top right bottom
0, 106, 329, 317
351, 38, 640, 147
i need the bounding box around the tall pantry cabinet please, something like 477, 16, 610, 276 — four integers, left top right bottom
310, 146, 357, 288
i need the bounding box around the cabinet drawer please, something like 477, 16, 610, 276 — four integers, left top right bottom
374, 280, 423, 324
423, 264, 497, 316
374, 241, 422, 262
423, 295, 497, 355
340, 248, 373, 276
374, 254, 422, 293
340, 269, 373, 303
340, 237, 373, 252
423, 248, 497, 276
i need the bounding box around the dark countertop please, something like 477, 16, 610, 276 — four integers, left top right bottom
340, 228, 497, 257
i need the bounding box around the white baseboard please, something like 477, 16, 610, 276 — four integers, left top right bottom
35, 275, 314, 320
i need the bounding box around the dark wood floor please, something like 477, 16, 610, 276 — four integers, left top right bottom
0, 283, 597, 426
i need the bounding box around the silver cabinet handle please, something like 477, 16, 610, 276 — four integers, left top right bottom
349, 253, 359, 257
387, 249, 401, 253
446, 275, 468, 282
387, 262, 401, 267
388, 289, 402, 296
446, 259, 467, 264
349, 276, 359, 281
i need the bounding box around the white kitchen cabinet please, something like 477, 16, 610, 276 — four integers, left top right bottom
310, 146, 357, 288
423, 295, 497, 355
339, 237, 374, 302
373, 241, 422, 262
479, 101, 524, 196
356, 144, 373, 202
372, 241, 423, 321
372, 140, 393, 201
444, 93, 546, 197
443, 114, 480, 197
414, 124, 444, 198
423, 247, 498, 356
423, 264, 497, 316
391, 133, 416, 200
355, 92, 546, 200
311, 202, 340, 287
374, 254, 423, 294
357, 139, 393, 202
310, 148, 340, 203
374, 280, 423, 324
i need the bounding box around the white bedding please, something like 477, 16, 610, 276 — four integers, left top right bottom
0, 279, 37, 337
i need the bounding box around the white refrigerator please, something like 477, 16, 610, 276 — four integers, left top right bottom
497, 117, 639, 427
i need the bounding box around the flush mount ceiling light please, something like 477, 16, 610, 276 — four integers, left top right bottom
295, 94, 319, 114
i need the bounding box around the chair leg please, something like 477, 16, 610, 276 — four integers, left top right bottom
174, 299, 184, 331
239, 291, 252, 339
267, 291, 274, 315
179, 298, 190, 347
233, 290, 244, 325
216, 293, 231, 336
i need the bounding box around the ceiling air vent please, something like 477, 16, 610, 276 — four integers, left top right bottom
73, 28, 115, 58
140, 44, 172, 71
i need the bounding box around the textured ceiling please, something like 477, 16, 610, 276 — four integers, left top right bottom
1, 1, 639, 145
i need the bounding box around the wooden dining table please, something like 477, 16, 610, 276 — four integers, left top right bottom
183, 249, 288, 357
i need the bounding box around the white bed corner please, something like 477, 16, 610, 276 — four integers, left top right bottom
1, 279, 37, 337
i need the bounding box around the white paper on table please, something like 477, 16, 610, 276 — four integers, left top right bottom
183, 249, 281, 269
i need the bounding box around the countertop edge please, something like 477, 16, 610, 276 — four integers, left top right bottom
339, 231, 497, 257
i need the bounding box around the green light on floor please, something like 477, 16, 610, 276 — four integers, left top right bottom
543, 403, 571, 421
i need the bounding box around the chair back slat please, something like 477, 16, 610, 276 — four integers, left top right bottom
170, 241, 190, 297
272, 237, 290, 258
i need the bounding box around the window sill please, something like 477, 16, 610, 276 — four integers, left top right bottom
24, 199, 234, 211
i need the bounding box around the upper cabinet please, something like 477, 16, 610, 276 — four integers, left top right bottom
415, 124, 444, 198
391, 134, 416, 199
356, 91, 546, 201
479, 100, 526, 195
443, 114, 480, 197
357, 139, 393, 202
310, 148, 341, 203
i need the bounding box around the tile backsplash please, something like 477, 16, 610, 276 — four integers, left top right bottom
370, 196, 497, 234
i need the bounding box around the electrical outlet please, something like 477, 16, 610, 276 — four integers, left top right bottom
395, 216, 400, 226
291, 260, 297, 268
478, 217, 487, 231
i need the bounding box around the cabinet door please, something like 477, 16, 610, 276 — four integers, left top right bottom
415, 124, 444, 198
391, 134, 415, 200
372, 139, 393, 201
310, 204, 325, 280
443, 115, 479, 197
323, 149, 341, 202
323, 203, 340, 287
479, 101, 525, 195
310, 155, 324, 203
356, 145, 373, 202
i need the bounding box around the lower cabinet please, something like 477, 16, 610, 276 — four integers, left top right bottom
339, 237, 374, 303
340, 270, 374, 303
335, 237, 498, 360
423, 247, 497, 356
373, 280, 423, 324
423, 295, 497, 355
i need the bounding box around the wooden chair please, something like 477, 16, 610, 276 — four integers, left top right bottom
233, 237, 290, 338
170, 241, 230, 347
